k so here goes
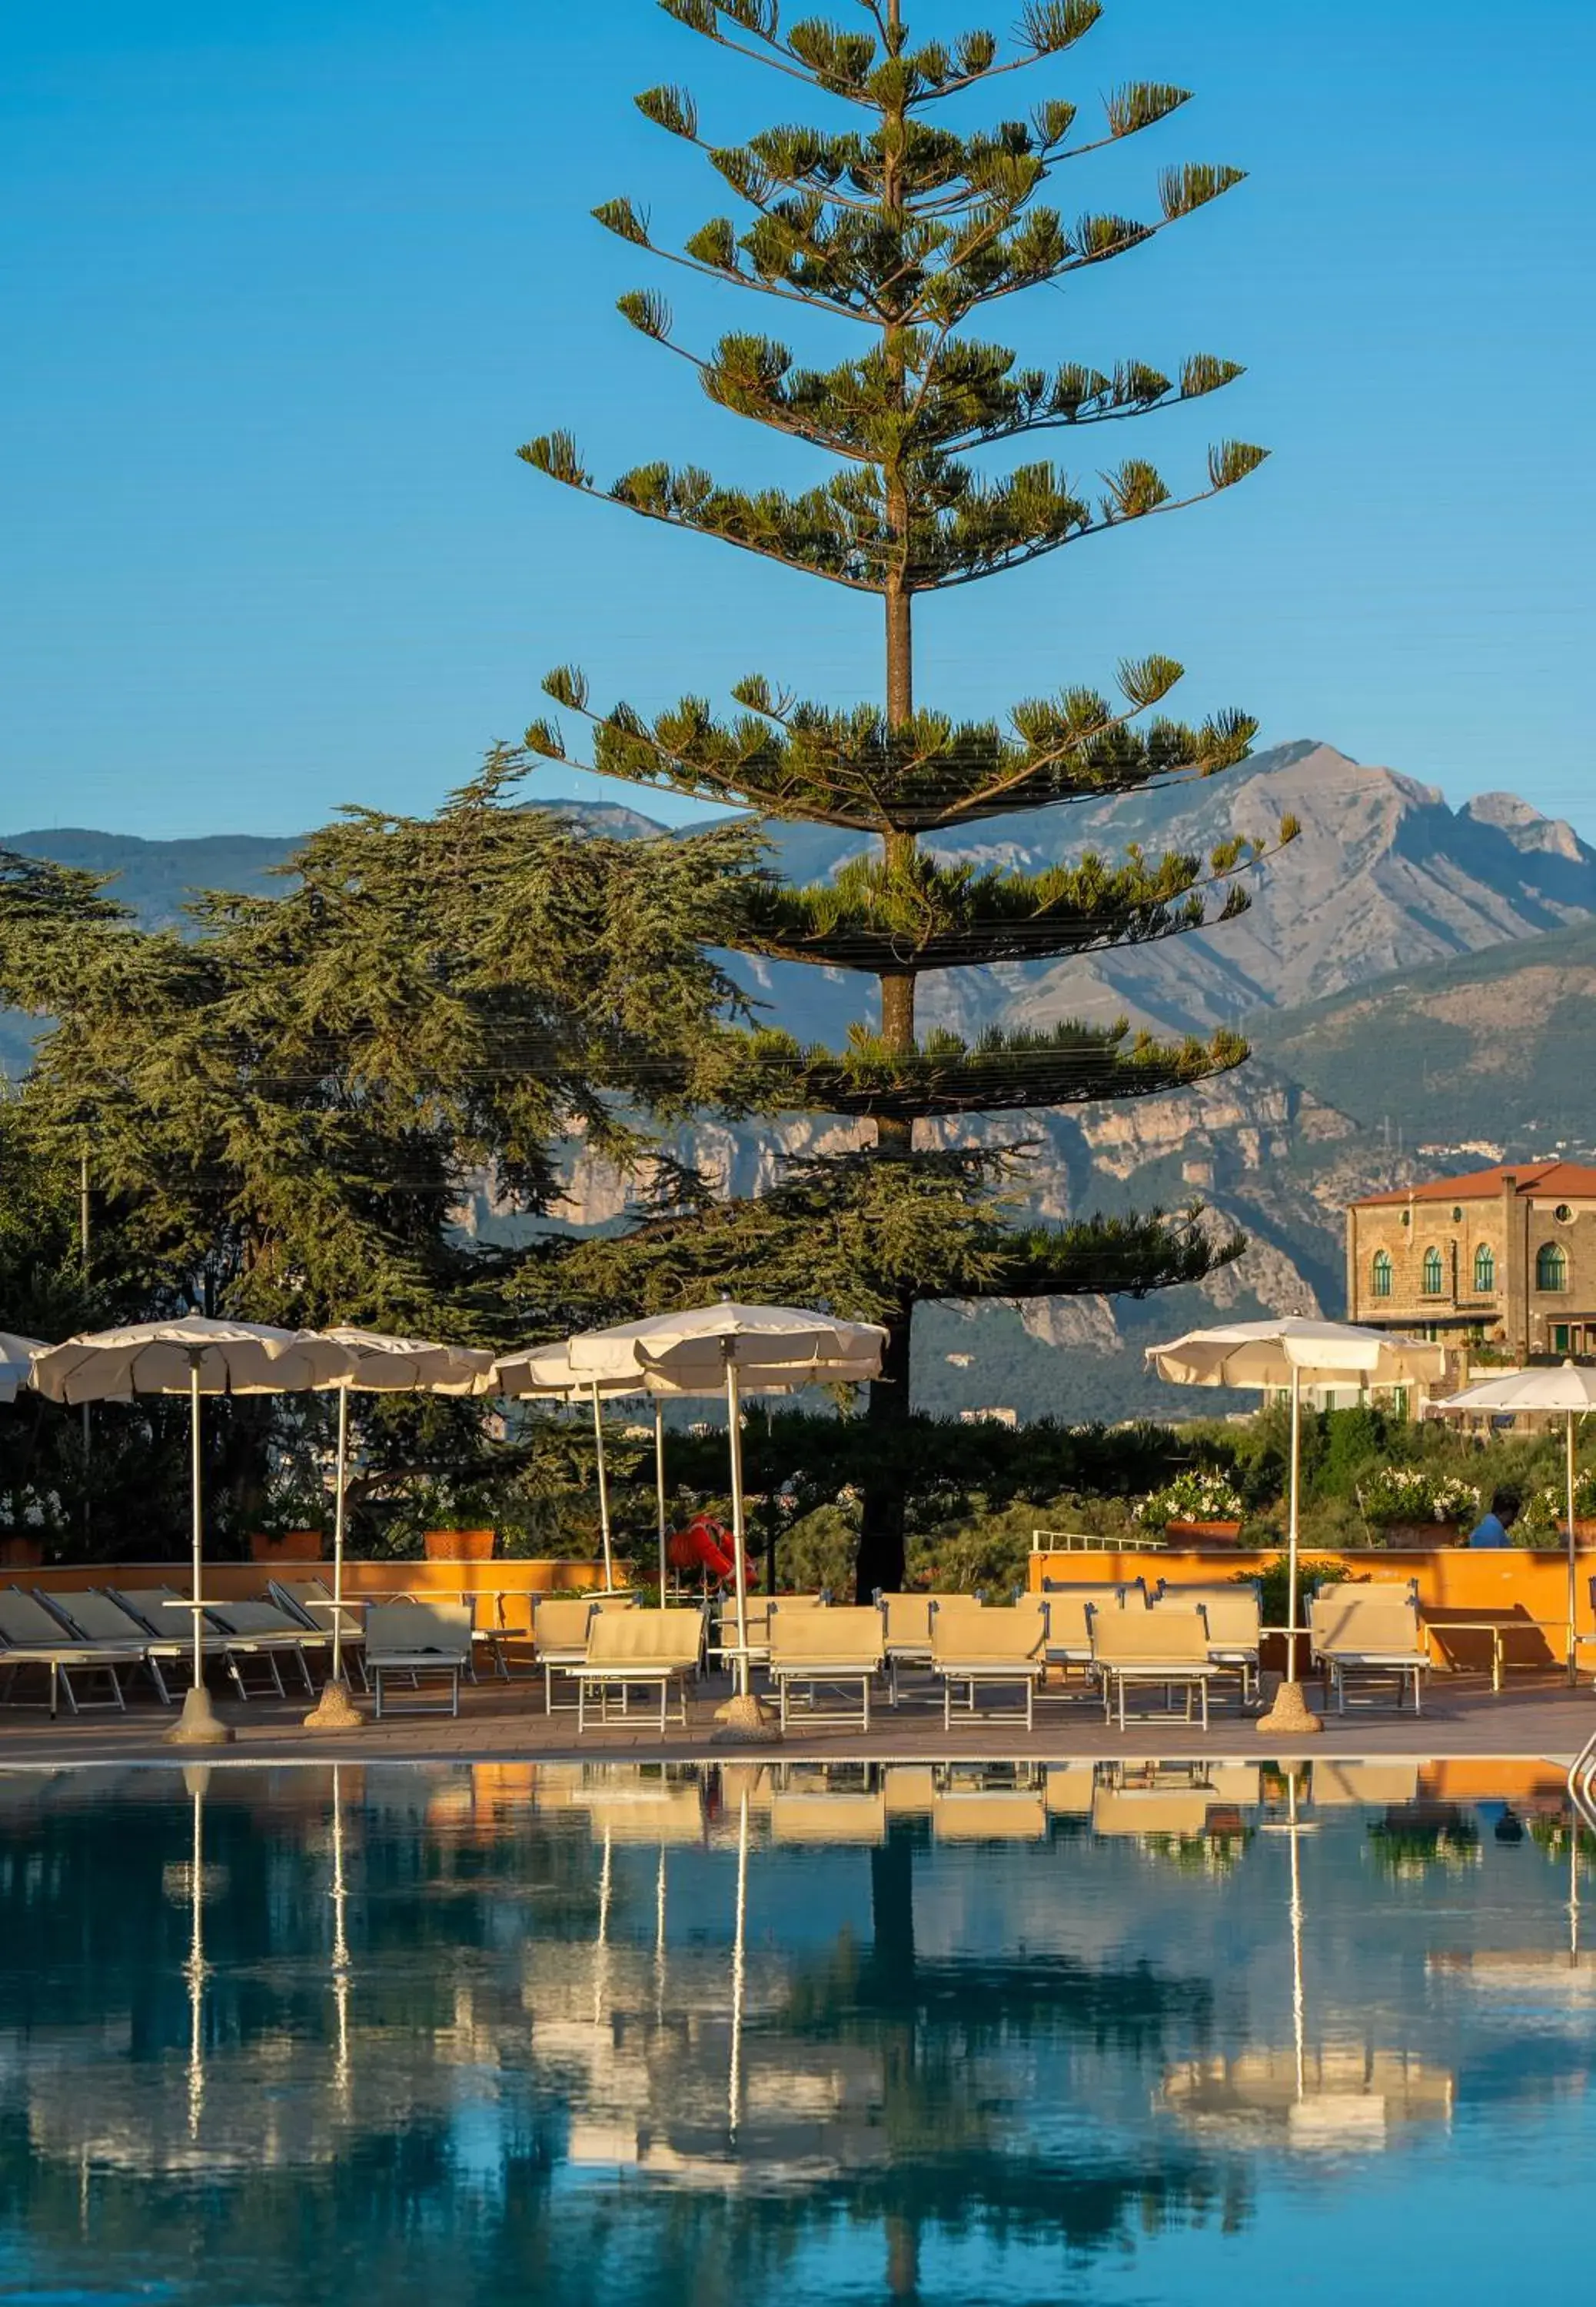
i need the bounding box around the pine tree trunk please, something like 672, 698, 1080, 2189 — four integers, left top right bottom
858, 313, 916, 1591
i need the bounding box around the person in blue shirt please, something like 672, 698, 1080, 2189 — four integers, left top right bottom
1468, 1489, 1518, 1548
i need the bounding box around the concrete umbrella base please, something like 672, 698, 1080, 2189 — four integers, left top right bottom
711, 1691, 781, 1744
303, 1678, 363, 1731
164, 1684, 235, 1746
1257, 1678, 1323, 1736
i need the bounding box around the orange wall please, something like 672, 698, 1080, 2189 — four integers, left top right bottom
1029, 1543, 1595, 1650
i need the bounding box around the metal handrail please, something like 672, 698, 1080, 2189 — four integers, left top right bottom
1568, 1726, 1596, 1835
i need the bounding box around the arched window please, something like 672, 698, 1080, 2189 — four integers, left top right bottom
1536, 1242, 1568, 1293
1371, 1250, 1393, 1299
1421, 1247, 1444, 1296
1473, 1243, 1495, 1293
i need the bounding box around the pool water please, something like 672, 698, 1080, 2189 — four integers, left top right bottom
0, 1760, 1591, 2305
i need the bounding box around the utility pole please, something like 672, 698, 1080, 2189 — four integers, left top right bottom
79, 1135, 91, 1496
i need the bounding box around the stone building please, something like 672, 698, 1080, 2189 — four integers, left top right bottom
1345, 1161, 1596, 1365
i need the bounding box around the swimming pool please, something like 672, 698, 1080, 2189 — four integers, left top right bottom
0, 1760, 1590, 2304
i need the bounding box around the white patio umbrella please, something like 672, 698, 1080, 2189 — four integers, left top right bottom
0, 1332, 48, 1404
488, 1345, 648, 1595
28, 1317, 357, 1744
1431, 1360, 1596, 1684
492, 1334, 882, 1602
566, 1303, 888, 1727
303, 1328, 496, 1728
1145, 1318, 1448, 1736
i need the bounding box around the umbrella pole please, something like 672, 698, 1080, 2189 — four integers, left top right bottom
305, 1384, 361, 1729
592, 1383, 615, 1592
1288, 1363, 1302, 1682
655, 1396, 668, 1600
166, 1358, 232, 1746
727, 1359, 750, 1696
711, 1358, 776, 1739
1259, 1363, 1322, 1736
191, 1359, 204, 1689
1568, 1409, 1578, 1686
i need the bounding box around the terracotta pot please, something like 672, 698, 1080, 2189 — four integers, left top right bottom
1165, 1520, 1243, 1545
424, 1527, 497, 1561
1383, 1522, 1458, 1546
248, 1529, 324, 1563
0, 1536, 45, 1568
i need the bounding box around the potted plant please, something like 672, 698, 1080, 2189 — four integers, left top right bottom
1519, 1471, 1596, 1544
0, 1486, 61, 1568
1358, 1466, 1478, 1545
1135, 1471, 1245, 1544
248, 1466, 327, 1563
417, 1477, 498, 1562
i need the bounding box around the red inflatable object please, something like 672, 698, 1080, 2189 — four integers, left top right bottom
666, 1516, 736, 1580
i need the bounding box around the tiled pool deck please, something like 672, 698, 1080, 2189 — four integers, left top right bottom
2, 1667, 1591, 1768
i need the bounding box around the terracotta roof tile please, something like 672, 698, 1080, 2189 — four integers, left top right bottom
1354, 1161, 1596, 1208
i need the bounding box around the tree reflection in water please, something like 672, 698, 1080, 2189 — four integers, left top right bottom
0, 1761, 1584, 2304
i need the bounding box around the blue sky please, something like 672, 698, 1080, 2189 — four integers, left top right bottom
2, 0, 1593, 840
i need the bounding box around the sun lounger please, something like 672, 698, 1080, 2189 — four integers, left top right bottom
38, 1587, 182, 1704
0, 1588, 145, 1718
365, 1602, 473, 1719
767, 1603, 885, 1733
268, 1578, 369, 1689
874, 1591, 935, 1700
1154, 1580, 1262, 1706
1039, 1585, 1133, 1683
201, 1600, 323, 1696
533, 1596, 602, 1713
1308, 1592, 1428, 1714
930, 1598, 1049, 1729
105, 1585, 244, 1701
574, 1607, 706, 1736
1089, 1603, 1220, 1731
713, 1592, 829, 1674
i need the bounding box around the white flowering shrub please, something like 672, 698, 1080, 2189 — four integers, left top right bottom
1135, 1471, 1244, 1527
1359, 1467, 1478, 1524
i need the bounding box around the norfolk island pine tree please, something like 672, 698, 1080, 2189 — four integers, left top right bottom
522, 1, 1292, 1596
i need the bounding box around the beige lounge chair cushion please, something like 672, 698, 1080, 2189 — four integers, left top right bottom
0, 1590, 84, 1646
879, 1593, 934, 1649
273, 1580, 365, 1638
586, 1608, 703, 1669
1309, 1596, 1423, 1657
366, 1603, 472, 1662
204, 1600, 315, 1640
534, 1598, 598, 1651
1091, 1606, 1212, 1670
50, 1590, 155, 1646
1155, 1588, 1261, 1650
769, 1604, 884, 1669
1042, 1593, 1100, 1652
932, 1600, 1047, 1667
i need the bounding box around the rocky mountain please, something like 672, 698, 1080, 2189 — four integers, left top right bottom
11, 748, 1596, 1423
751, 741, 1596, 1045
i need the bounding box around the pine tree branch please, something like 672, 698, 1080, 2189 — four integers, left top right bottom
748, 1018, 1249, 1120
526, 660, 1260, 833
735, 825, 1298, 971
